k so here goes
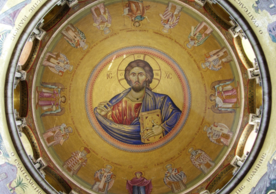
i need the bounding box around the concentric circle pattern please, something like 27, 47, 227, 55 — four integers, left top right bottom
30, 1, 246, 193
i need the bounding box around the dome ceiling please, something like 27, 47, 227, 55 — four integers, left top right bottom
18, 0, 251, 193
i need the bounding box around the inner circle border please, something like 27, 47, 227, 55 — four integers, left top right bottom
85, 46, 191, 152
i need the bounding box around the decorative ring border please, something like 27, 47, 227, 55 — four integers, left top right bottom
85, 46, 191, 152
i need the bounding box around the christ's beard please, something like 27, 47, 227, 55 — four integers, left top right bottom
131, 82, 146, 92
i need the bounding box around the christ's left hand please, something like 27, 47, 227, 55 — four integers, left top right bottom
142, 124, 163, 139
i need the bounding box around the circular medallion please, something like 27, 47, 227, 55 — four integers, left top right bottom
86, 46, 191, 152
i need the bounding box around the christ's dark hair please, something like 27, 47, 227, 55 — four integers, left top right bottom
124, 60, 154, 90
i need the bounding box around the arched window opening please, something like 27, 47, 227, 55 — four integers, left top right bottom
243, 129, 258, 156
20, 133, 34, 158
18, 40, 33, 66
241, 37, 256, 64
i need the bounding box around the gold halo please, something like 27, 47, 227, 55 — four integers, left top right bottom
199, 60, 209, 72
117, 54, 161, 90
132, 170, 145, 177
103, 163, 114, 171
163, 162, 175, 171
133, 21, 142, 28
101, 27, 112, 36
59, 93, 67, 106
78, 146, 92, 159
159, 26, 172, 34
185, 145, 197, 156
184, 40, 195, 51
65, 68, 73, 75
75, 41, 91, 53
65, 124, 74, 136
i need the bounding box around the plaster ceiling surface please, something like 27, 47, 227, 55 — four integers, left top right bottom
28, 1, 248, 193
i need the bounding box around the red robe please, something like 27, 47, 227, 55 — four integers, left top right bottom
110, 98, 142, 125
126, 177, 152, 194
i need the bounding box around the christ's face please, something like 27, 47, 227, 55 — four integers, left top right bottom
129, 67, 147, 92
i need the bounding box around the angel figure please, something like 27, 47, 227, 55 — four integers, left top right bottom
36, 82, 66, 117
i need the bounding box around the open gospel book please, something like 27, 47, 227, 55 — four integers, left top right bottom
140, 109, 163, 143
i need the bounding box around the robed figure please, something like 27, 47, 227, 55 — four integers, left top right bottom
209, 79, 239, 114
201, 47, 232, 71
159, 2, 182, 33
187, 21, 213, 48
163, 164, 187, 193
123, 0, 150, 24
126, 172, 152, 194
204, 123, 233, 146
92, 165, 115, 194
36, 82, 66, 117
91, 3, 111, 34
63, 147, 90, 175
189, 148, 215, 174
42, 52, 73, 76
94, 60, 182, 145
62, 24, 87, 50
43, 124, 73, 147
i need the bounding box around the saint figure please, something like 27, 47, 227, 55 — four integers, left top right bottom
43, 124, 73, 147
94, 59, 182, 145
91, 3, 111, 34
36, 82, 66, 117
204, 123, 233, 146
189, 148, 215, 174
201, 47, 232, 71
163, 164, 187, 193
126, 172, 153, 194
209, 79, 238, 114
159, 2, 182, 33
187, 21, 213, 48
92, 165, 115, 194
61, 24, 87, 50
123, 0, 150, 25
42, 52, 73, 76
63, 147, 90, 175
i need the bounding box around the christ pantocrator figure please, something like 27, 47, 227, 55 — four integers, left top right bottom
94, 59, 182, 145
